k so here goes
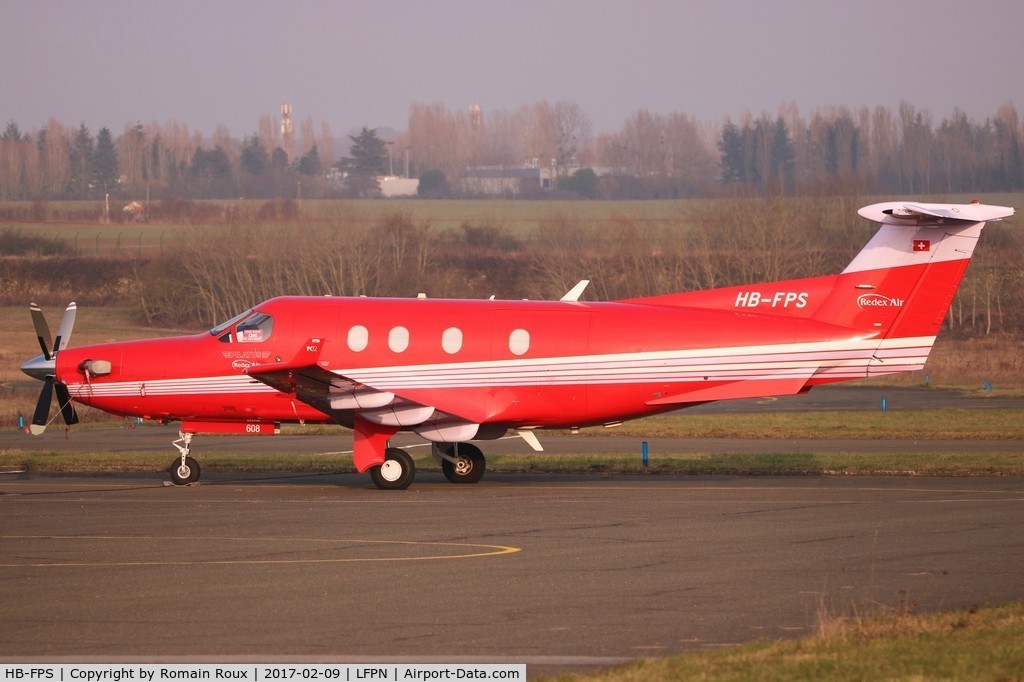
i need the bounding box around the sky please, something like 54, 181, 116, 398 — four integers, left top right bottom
3, 0, 1023, 142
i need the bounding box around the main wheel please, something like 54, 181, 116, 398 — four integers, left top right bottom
369, 447, 415, 490
441, 443, 486, 484
169, 456, 201, 486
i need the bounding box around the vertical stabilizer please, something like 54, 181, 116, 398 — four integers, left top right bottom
818, 201, 1013, 340
806, 201, 1013, 378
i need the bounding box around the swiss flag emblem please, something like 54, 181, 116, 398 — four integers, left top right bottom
913, 239, 930, 252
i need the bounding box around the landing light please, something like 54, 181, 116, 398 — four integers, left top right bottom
80, 359, 112, 376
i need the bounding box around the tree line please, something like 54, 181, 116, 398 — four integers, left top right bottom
1, 100, 1022, 202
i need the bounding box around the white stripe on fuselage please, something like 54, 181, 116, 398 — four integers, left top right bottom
67, 336, 935, 397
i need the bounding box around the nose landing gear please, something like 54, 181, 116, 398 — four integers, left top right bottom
169, 431, 201, 485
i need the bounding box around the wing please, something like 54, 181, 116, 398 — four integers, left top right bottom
245, 345, 496, 443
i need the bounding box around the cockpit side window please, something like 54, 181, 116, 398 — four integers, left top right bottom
210, 309, 273, 344
235, 312, 273, 343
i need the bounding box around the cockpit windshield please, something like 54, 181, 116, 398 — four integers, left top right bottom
210, 309, 254, 337
210, 309, 274, 343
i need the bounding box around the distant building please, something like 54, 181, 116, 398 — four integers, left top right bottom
460, 163, 554, 196
379, 176, 419, 197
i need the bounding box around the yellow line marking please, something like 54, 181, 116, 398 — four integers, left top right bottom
0, 535, 521, 567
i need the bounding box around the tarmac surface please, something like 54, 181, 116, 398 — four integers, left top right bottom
1, 473, 1022, 675
1, 386, 1023, 675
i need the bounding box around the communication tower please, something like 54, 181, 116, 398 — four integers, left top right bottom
281, 101, 294, 161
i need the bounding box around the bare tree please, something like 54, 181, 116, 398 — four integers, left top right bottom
118, 123, 147, 194
485, 107, 530, 167
869, 105, 898, 191
664, 112, 716, 189
408, 101, 470, 179
525, 101, 557, 168
23, 132, 44, 198
299, 116, 316, 158
318, 120, 335, 171
552, 100, 592, 171
898, 101, 933, 193
258, 114, 279, 152
620, 108, 663, 175
41, 119, 70, 198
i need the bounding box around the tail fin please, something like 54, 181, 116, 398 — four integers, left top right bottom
812, 201, 1014, 339
801, 200, 1013, 379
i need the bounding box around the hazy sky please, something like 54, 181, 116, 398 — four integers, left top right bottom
3, 0, 1022, 141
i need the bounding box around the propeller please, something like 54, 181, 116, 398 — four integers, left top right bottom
23, 302, 79, 435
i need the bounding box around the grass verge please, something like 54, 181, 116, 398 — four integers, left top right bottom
542, 602, 1024, 681
2, 448, 1022, 477
586, 409, 1024, 440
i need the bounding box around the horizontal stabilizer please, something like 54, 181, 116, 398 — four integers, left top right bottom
858, 201, 1014, 225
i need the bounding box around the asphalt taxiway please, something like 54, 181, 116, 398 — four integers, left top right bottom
1, 472, 1022, 674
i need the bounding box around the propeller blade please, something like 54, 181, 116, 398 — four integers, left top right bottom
31, 376, 54, 435
27, 301, 80, 435
53, 302, 77, 355
55, 382, 79, 426
30, 302, 53, 361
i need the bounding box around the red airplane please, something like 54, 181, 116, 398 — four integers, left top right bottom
21, 200, 1014, 489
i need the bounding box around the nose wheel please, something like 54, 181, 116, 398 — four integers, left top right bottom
169, 431, 201, 485
170, 456, 201, 485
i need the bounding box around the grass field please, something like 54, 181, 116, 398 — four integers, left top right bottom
5, 192, 1021, 256
2, 199, 697, 256
543, 602, 1024, 681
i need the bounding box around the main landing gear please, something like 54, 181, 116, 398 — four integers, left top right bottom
169, 431, 201, 485
369, 447, 416, 490
436, 443, 486, 484
366, 442, 488, 490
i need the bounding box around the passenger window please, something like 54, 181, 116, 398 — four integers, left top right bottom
442, 327, 463, 354
388, 326, 410, 353
348, 325, 369, 352
509, 328, 530, 356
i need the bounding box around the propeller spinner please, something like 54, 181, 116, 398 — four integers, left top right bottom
21, 302, 79, 434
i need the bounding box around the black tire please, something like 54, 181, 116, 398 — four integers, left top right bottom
169, 456, 200, 485
369, 447, 415, 490
441, 443, 486, 484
